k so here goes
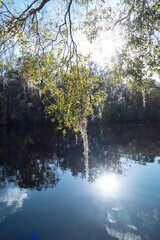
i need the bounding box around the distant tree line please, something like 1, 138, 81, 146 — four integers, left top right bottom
102, 81, 160, 123
0, 69, 46, 125
0, 64, 160, 126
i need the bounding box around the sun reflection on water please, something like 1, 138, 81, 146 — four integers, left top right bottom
95, 173, 120, 197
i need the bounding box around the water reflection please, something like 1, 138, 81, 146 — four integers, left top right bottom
0, 124, 160, 239
106, 224, 141, 240
105, 206, 141, 240
95, 173, 120, 197
0, 124, 160, 189
0, 187, 27, 212
105, 204, 160, 240
0, 186, 27, 224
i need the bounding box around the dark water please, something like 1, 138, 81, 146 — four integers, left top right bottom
0, 123, 160, 240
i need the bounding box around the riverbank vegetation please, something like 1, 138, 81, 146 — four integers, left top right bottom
0, 0, 159, 130
0, 63, 160, 125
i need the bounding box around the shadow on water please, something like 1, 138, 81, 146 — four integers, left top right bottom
0, 123, 160, 189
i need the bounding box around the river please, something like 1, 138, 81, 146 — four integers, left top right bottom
0, 123, 160, 240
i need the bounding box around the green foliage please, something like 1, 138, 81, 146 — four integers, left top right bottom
43, 64, 106, 132
114, 0, 160, 89
17, 53, 106, 132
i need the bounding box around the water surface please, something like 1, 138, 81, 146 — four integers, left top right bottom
0, 124, 160, 240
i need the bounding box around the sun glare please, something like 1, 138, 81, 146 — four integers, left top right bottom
96, 173, 119, 196
93, 30, 124, 66
79, 28, 125, 67
100, 38, 115, 58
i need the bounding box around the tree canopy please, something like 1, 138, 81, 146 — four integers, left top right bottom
0, 0, 159, 136
115, 0, 160, 89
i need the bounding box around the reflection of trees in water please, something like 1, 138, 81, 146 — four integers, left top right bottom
0, 125, 85, 190
88, 123, 160, 164
0, 123, 160, 189
80, 124, 89, 179
87, 145, 123, 183
0, 156, 60, 190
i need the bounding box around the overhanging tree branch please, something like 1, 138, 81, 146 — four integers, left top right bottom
0, 0, 80, 64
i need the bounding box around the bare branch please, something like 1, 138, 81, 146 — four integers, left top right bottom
1, 1, 15, 18
0, 0, 81, 66
18, 0, 39, 19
